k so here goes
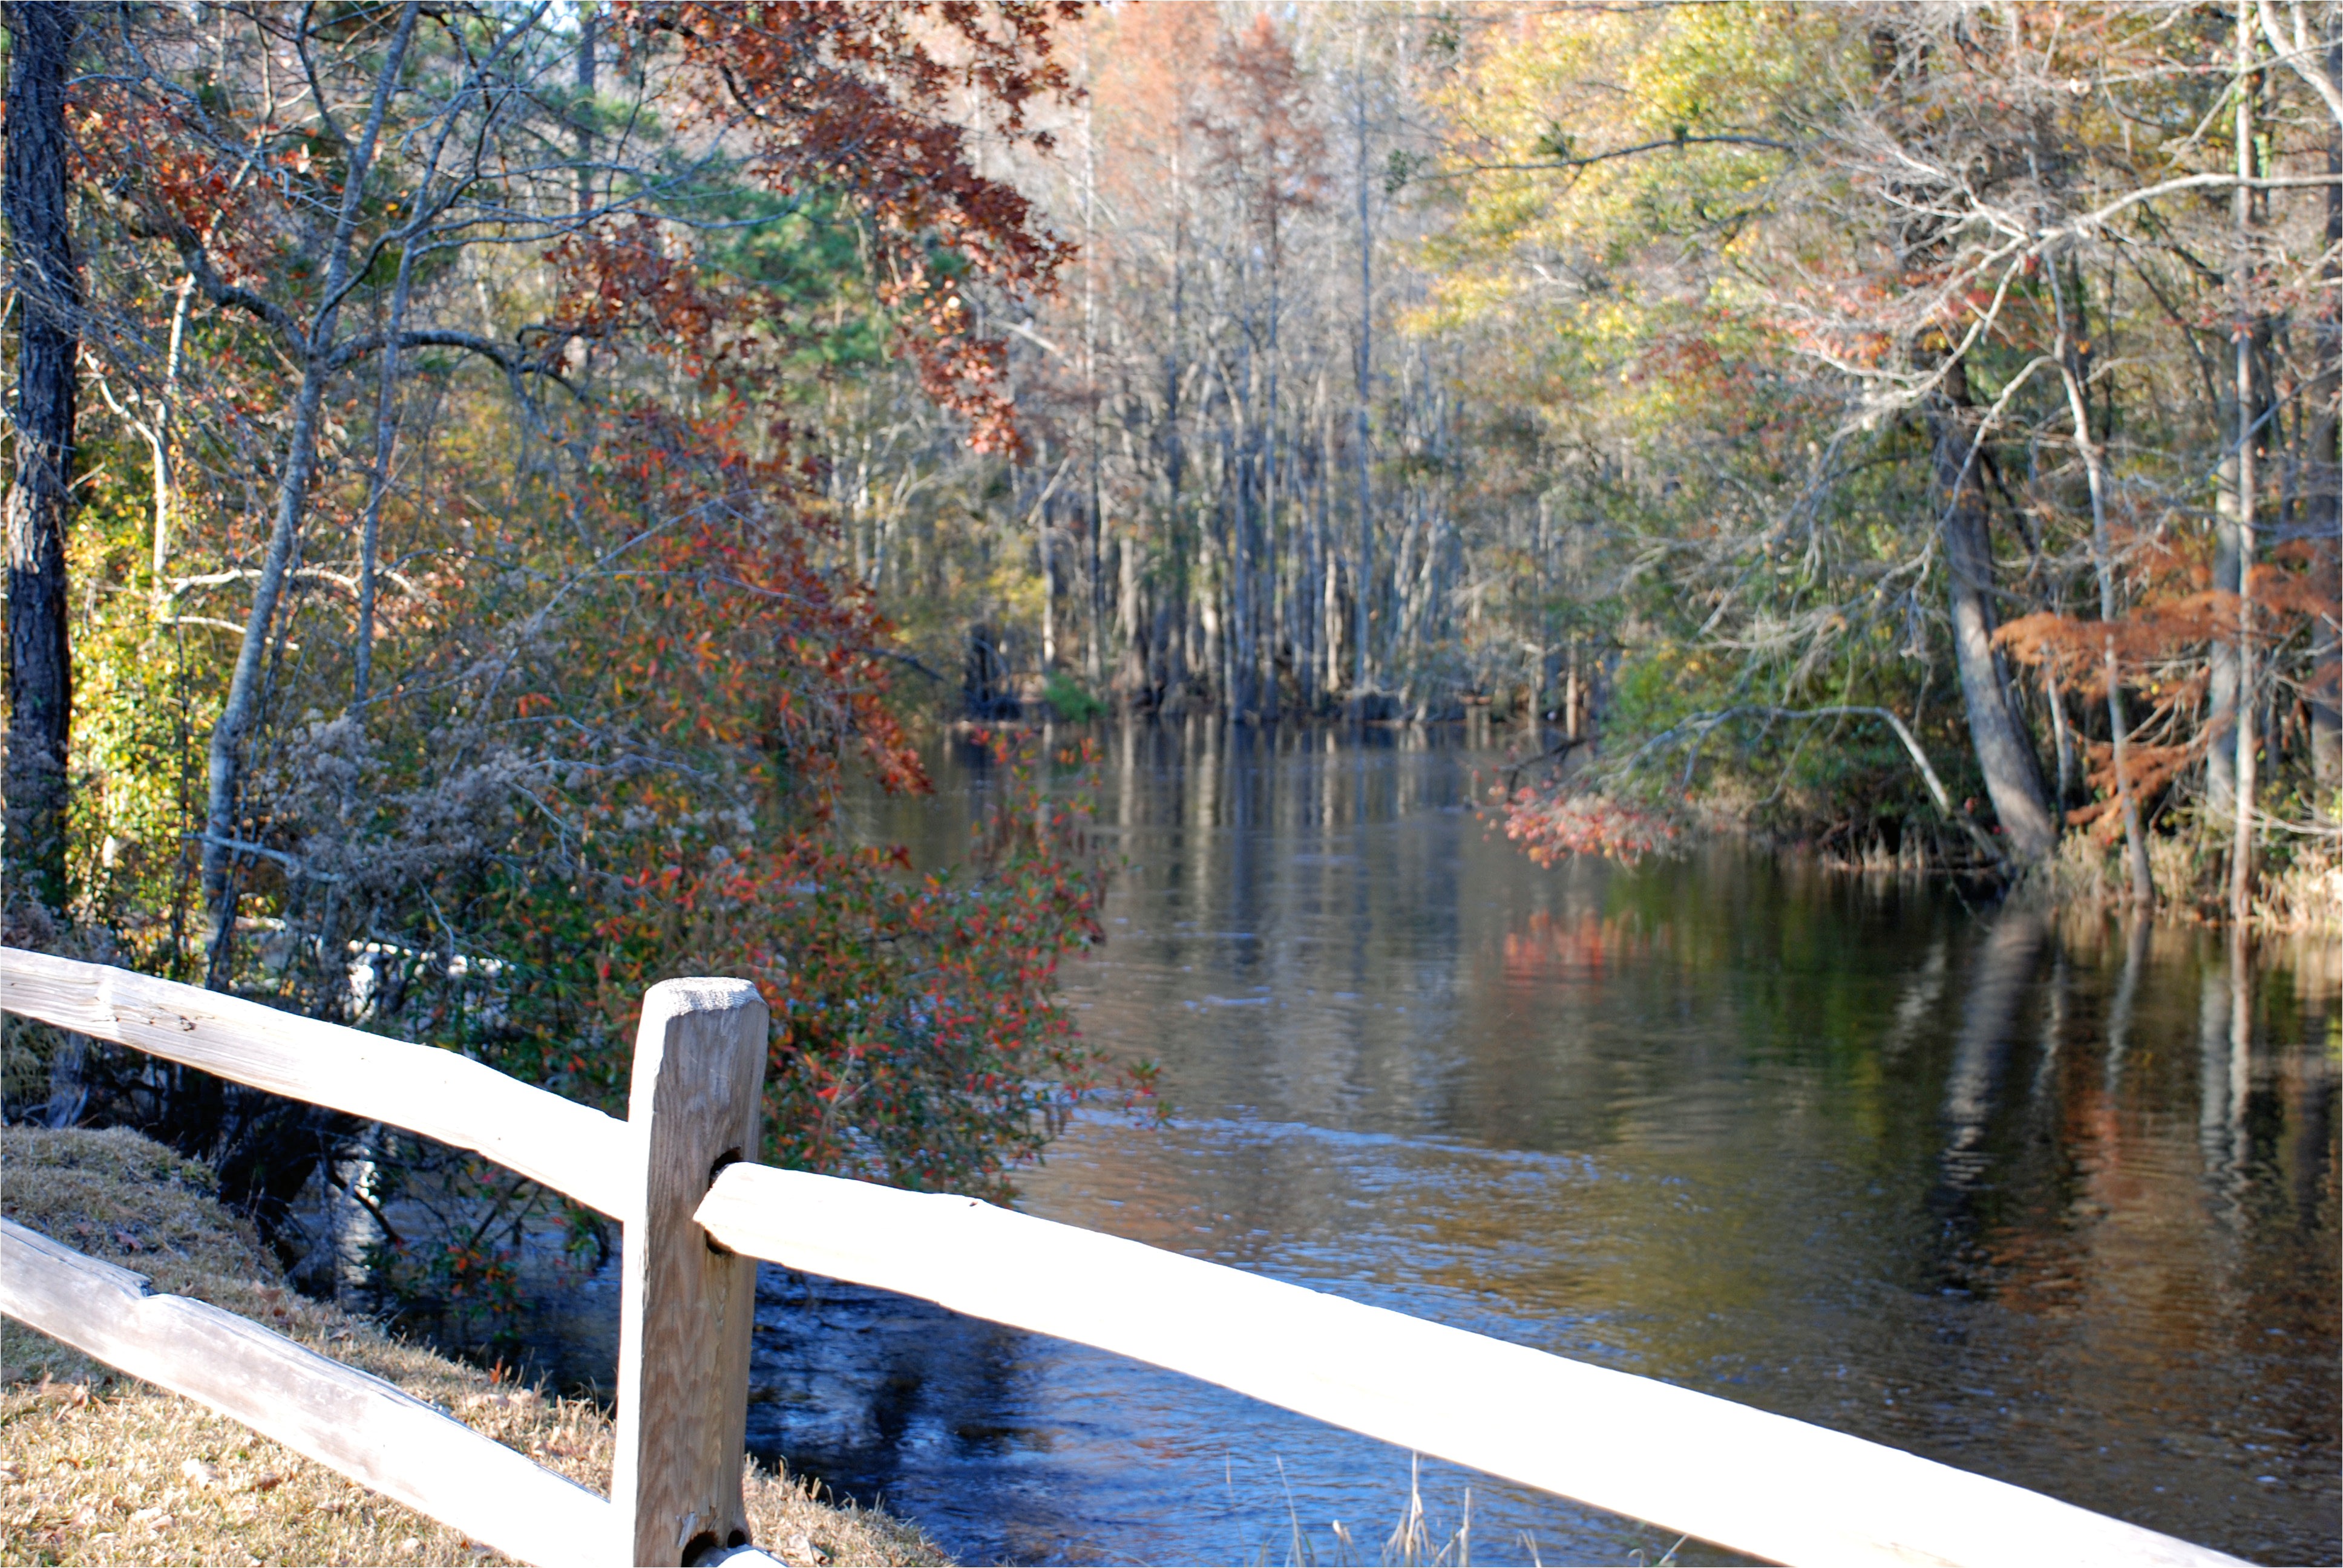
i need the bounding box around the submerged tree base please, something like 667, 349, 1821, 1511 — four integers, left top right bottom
2016, 828, 2343, 933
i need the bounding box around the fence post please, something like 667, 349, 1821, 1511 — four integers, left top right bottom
612, 979, 770, 1566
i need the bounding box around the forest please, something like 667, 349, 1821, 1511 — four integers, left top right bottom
3, 1, 2340, 1240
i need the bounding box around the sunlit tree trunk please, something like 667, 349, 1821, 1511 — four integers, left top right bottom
201, 2, 421, 971
2045, 662, 2077, 808
1929, 360, 2057, 863
2231, 8, 2261, 924
1038, 440, 1055, 671
1083, 38, 1104, 690
91, 275, 194, 615
2209, 426, 2243, 815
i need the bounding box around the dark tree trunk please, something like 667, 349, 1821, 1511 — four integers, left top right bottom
1352, 50, 1375, 703
2312, 20, 2342, 794
4, 0, 81, 916
1930, 362, 2057, 862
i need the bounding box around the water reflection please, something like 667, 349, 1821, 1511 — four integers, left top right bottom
1938, 908, 2045, 1195
768, 722, 2337, 1567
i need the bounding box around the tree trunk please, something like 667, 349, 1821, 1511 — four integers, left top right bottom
1930, 362, 2058, 862
352, 234, 419, 716
2053, 267, 2154, 905
201, 2, 421, 968
2229, 7, 2260, 925
1116, 532, 1145, 702
2046, 664, 2076, 806
1082, 59, 1104, 690
574, 7, 597, 217
2208, 454, 2243, 815
1231, 347, 1258, 719
1037, 440, 1055, 670
1351, 33, 1375, 702
4, 0, 82, 917
2316, 19, 2343, 795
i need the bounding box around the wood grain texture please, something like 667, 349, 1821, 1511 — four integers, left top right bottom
611, 979, 769, 1567
696, 1163, 2249, 1568
0, 946, 632, 1215
0, 1218, 610, 1566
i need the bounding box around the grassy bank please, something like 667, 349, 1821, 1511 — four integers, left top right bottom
0, 1126, 947, 1567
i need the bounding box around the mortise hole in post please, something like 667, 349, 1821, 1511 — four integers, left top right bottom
705, 1149, 744, 1256
681, 1528, 722, 1564
726, 1529, 749, 1547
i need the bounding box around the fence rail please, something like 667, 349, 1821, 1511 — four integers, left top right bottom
2, 949, 631, 1216
0, 1217, 611, 1564
693, 1163, 2241, 1568
0, 947, 2249, 1568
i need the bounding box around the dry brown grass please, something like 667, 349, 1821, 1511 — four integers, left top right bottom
0, 1126, 948, 1567
2025, 825, 2343, 931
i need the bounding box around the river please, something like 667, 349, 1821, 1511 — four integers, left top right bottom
512, 721, 2337, 1566
729, 720, 2335, 1567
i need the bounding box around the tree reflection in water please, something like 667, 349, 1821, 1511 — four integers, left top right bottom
757, 722, 2339, 1568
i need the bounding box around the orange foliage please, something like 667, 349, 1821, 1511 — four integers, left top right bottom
617, 1, 1081, 453
1996, 531, 2339, 835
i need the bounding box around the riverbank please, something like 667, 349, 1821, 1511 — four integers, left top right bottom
0, 1126, 948, 1567
925, 713, 2343, 933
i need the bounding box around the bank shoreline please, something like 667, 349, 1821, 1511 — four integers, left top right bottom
0, 1126, 948, 1567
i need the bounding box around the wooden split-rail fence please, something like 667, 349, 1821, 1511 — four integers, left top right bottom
0, 947, 2246, 1568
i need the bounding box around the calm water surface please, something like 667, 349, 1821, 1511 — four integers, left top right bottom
746, 722, 2339, 1567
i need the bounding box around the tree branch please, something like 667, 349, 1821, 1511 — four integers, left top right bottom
1453, 132, 1797, 177
1648, 704, 2005, 866
2258, 0, 2343, 130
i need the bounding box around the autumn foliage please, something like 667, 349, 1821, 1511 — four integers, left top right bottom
613, 1, 1078, 453
1999, 535, 2340, 838
20, 0, 1126, 1267
1495, 785, 1680, 869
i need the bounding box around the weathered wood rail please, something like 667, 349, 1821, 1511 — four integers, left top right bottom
0, 947, 2248, 1567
